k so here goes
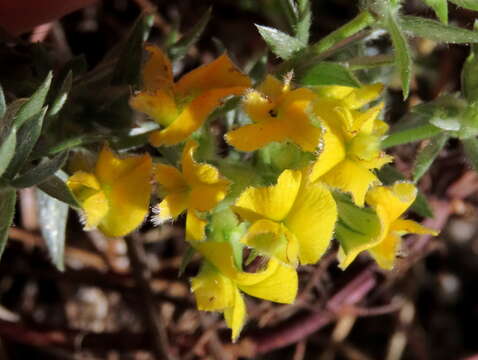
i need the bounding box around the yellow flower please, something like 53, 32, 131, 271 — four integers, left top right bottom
233, 169, 337, 266
130, 45, 251, 146
191, 241, 297, 341
225, 75, 322, 152
67, 145, 152, 237
153, 140, 230, 242
309, 84, 393, 206
338, 182, 438, 269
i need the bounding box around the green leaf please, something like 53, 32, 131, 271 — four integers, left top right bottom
412, 133, 448, 182
377, 165, 434, 218
12, 152, 68, 188
36, 188, 68, 271
0, 128, 16, 178
179, 246, 196, 277
386, 10, 412, 99
462, 137, 478, 172
0, 187, 16, 260
298, 62, 360, 87
0, 85, 5, 119
401, 16, 478, 43
294, 0, 312, 44
334, 192, 382, 264
256, 24, 306, 60
4, 107, 47, 179
462, 21, 478, 103
111, 14, 154, 86
381, 123, 442, 148
449, 0, 478, 11
36, 172, 80, 208
347, 54, 395, 70
422, 0, 448, 24
14, 72, 52, 128
1, 99, 28, 131
168, 8, 211, 62
48, 71, 72, 117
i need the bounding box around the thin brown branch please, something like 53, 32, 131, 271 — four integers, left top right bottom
125, 233, 177, 360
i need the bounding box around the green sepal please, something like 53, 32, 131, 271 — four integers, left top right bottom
334, 192, 381, 265
36, 171, 80, 208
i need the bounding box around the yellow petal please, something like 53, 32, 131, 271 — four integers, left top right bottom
341, 83, 383, 109
154, 192, 188, 221
280, 99, 322, 152
99, 153, 152, 237
240, 219, 299, 266
391, 219, 438, 236
149, 87, 247, 146
155, 163, 188, 196
225, 119, 290, 152
142, 45, 174, 92
95, 145, 146, 186
242, 89, 275, 124
309, 125, 346, 182
191, 262, 236, 311
189, 183, 229, 212
238, 258, 298, 304
81, 191, 109, 230
186, 210, 207, 242
257, 75, 285, 98
368, 233, 401, 270
366, 182, 417, 222
322, 159, 379, 206
233, 169, 302, 222
182, 140, 219, 185
353, 103, 384, 135
129, 90, 178, 127
175, 53, 251, 96
285, 181, 337, 265
67, 171, 101, 200
224, 287, 247, 342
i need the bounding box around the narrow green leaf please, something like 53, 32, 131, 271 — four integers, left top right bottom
1, 99, 28, 130
462, 21, 478, 103
422, 0, 448, 24
413, 133, 448, 182
48, 71, 72, 117
295, 0, 311, 44
37, 172, 80, 208
298, 62, 361, 87
256, 24, 306, 60
12, 152, 68, 188
111, 14, 154, 86
0, 85, 5, 119
36, 188, 68, 271
178, 246, 196, 277
0, 128, 16, 178
168, 8, 211, 62
401, 16, 478, 43
347, 55, 395, 70
4, 107, 47, 179
412, 192, 434, 218
0, 187, 16, 260
462, 137, 478, 172
387, 10, 412, 99
381, 123, 442, 148
449, 0, 478, 11
14, 72, 52, 128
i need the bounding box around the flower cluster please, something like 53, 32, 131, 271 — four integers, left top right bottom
67, 45, 437, 340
